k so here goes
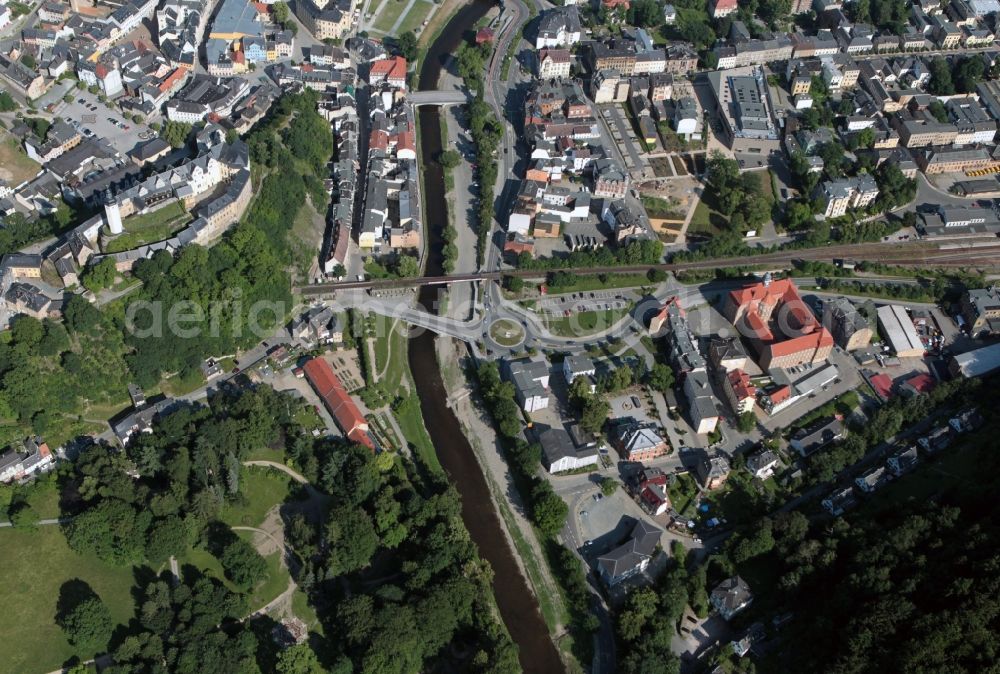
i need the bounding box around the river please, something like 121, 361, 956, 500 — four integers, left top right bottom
407, 4, 567, 673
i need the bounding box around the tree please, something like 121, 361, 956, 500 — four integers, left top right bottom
504, 275, 524, 292
531, 481, 568, 538
438, 149, 461, 169
220, 536, 267, 590
396, 254, 420, 277
161, 120, 192, 149
627, 0, 660, 27
396, 31, 418, 61
954, 55, 985, 94
57, 588, 114, 657
600, 477, 619, 497
928, 57, 955, 95
646, 363, 675, 393
736, 411, 756, 433
646, 268, 667, 283
81, 257, 116, 292
276, 644, 323, 674
273, 0, 290, 25
0, 91, 16, 112
927, 99, 948, 123
145, 516, 188, 563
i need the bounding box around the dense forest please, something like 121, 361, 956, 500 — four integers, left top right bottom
34, 382, 520, 672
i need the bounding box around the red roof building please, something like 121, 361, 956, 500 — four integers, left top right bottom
903, 373, 936, 395
369, 56, 407, 88
725, 278, 834, 370
870, 373, 894, 400
602, 0, 631, 9
303, 357, 374, 450
475, 27, 494, 44
711, 0, 739, 18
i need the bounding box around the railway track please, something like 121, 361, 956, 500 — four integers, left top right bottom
299, 240, 1000, 294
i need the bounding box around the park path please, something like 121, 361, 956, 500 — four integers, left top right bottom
388, 0, 420, 34
0, 516, 70, 528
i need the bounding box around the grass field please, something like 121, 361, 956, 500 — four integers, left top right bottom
374, 321, 411, 393
544, 309, 629, 337
221, 467, 292, 528
160, 368, 205, 397
544, 272, 649, 295
0, 527, 136, 673
371, 0, 409, 32
0, 135, 41, 185
397, 0, 435, 35
687, 199, 727, 238
105, 201, 191, 253
394, 394, 442, 474
489, 319, 525, 347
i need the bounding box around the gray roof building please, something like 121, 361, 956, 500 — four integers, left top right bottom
597, 519, 661, 586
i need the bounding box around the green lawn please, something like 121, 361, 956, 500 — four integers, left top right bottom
489, 319, 525, 347
545, 272, 649, 294
371, 0, 409, 32
22, 474, 63, 519
104, 201, 191, 253
160, 368, 205, 397
394, 395, 442, 474
0, 134, 41, 184
220, 467, 292, 528
237, 530, 290, 610
397, 0, 434, 35
0, 527, 137, 673
668, 473, 699, 518
641, 195, 685, 220
544, 309, 629, 337
374, 321, 410, 393
687, 199, 728, 238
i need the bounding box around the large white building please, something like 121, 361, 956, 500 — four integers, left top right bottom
535, 7, 582, 49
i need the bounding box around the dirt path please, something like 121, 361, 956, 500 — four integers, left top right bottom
435, 336, 567, 634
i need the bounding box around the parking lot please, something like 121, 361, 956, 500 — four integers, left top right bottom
57, 89, 155, 155
536, 289, 635, 315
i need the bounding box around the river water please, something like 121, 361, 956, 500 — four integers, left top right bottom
407, 4, 566, 672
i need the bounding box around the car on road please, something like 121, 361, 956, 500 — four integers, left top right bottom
76, 97, 85, 104
593, 493, 603, 501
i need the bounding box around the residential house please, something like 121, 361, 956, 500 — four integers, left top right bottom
538, 48, 571, 79
535, 7, 582, 50
855, 465, 890, 493
790, 417, 845, 457
696, 454, 731, 490
917, 425, 953, 453
822, 297, 873, 351
709, 337, 748, 372
949, 408, 982, 433
887, 446, 919, 476
597, 519, 661, 586
303, 357, 374, 450
961, 285, 1000, 337
539, 425, 599, 473
0, 437, 55, 483
711, 576, 752, 620
822, 486, 857, 516
723, 369, 756, 416
612, 420, 668, 462
746, 449, 779, 480
562, 354, 596, 391
504, 357, 551, 413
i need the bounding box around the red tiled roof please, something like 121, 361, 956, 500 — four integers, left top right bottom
303, 357, 371, 448
727, 369, 756, 399
158, 67, 186, 93
905, 373, 936, 394
768, 385, 791, 404
394, 129, 415, 153
766, 328, 834, 359
476, 27, 494, 43
369, 129, 389, 150
871, 373, 893, 399
371, 56, 407, 82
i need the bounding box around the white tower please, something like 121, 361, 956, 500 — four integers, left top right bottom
104, 200, 123, 235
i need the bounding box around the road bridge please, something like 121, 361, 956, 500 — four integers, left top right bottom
407, 89, 471, 106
